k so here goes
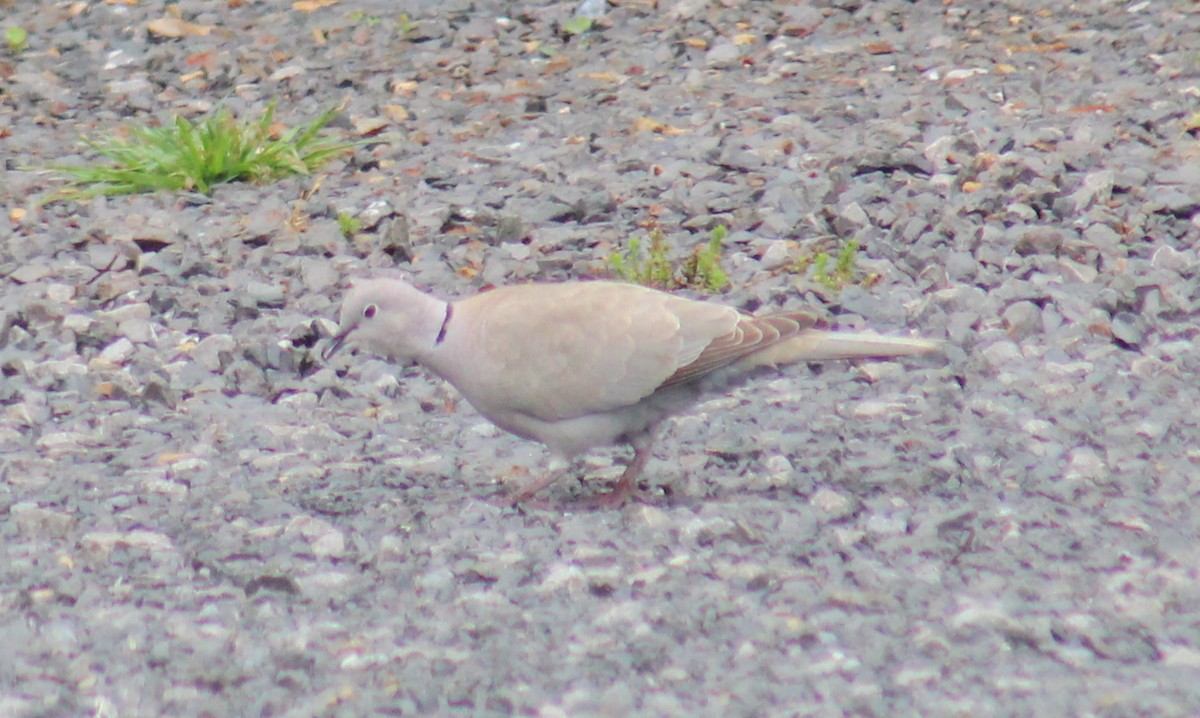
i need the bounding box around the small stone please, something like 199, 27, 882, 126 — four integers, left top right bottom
1002, 301, 1041, 339
980, 339, 1021, 368
10, 264, 52, 284
1058, 257, 1098, 283
97, 338, 135, 364
1150, 245, 1192, 273
1015, 227, 1064, 256
96, 303, 151, 325
359, 200, 395, 230
244, 282, 286, 308
850, 400, 907, 420
300, 258, 337, 293
1109, 312, 1145, 346
1083, 223, 1121, 250
759, 240, 792, 270
192, 334, 235, 372
705, 41, 740, 65
1065, 448, 1106, 482
61, 314, 93, 334
45, 283, 76, 303
810, 488, 855, 520
11, 503, 76, 537
501, 242, 532, 261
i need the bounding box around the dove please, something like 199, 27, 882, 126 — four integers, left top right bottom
323, 278, 938, 506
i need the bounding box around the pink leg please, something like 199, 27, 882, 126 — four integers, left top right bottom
577, 441, 654, 509
506, 464, 569, 506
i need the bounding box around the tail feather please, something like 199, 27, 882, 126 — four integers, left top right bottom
747, 330, 940, 367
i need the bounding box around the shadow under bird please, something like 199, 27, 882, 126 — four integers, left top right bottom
323, 278, 939, 507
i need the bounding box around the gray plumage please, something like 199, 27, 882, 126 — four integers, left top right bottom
324, 278, 939, 505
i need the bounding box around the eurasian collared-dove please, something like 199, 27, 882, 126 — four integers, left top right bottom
323, 278, 938, 506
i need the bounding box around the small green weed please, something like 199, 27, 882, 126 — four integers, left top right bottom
396, 13, 417, 36
802, 238, 863, 291
346, 11, 382, 27
610, 227, 674, 288
681, 224, 730, 292
610, 224, 729, 293
337, 211, 361, 238
53, 100, 359, 199
5, 26, 28, 53
562, 16, 594, 35
1185, 111, 1200, 133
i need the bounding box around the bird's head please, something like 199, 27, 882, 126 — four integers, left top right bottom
323, 279, 446, 364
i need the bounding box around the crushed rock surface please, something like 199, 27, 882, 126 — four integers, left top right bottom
2, 1, 1199, 716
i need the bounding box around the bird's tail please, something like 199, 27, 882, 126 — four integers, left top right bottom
749, 330, 941, 366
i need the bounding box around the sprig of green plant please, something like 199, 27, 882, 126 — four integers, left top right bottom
681, 224, 730, 292
5, 26, 28, 53
610, 224, 729, 293
562, 16, 594, 35
610, 227, 674, 288
1185, 111, 1200, 133
337, 210, 361, 238
52, 101, 359, 199
397, 13, 417, 36
347, 11, 382, 27
809, 238, 861, 291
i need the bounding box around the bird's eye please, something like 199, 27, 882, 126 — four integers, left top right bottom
363, 304, 378, 320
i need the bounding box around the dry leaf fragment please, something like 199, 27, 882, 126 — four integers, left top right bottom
382, 104, 409, 122
632, 117, 688, 135
156, 452, 194, 466
147, 17, 215, 38
293, 0, 341, 11
185, 51, 216, 68
544, 54, 571, 73
352, 116, 389, 136
632, 117, 663, 133
1006, 40, 1068, 54
582, 72, 623, 84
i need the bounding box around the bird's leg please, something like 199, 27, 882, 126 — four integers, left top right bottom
506, 456, 571, 506
578, 438, 655, 509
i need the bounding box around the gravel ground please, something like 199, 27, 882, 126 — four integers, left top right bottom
3, 0, 1200, 716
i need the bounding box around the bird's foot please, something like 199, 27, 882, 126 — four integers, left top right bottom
496, 466, 570, 509
498, 480, 643, 511
569, 478, 643, 511
492, 486, 551, 510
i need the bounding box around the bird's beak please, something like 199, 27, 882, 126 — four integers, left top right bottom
322, 327, 351, 361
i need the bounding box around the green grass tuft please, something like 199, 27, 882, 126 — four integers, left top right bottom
52, 101, 359, 199
610, 224, 729, 293
806, 238, 863, 291
610, 228, 674, 288
337, 211, 361, 238
681, 224, 730, 292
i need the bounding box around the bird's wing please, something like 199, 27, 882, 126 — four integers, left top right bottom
441, 281, 742, 421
